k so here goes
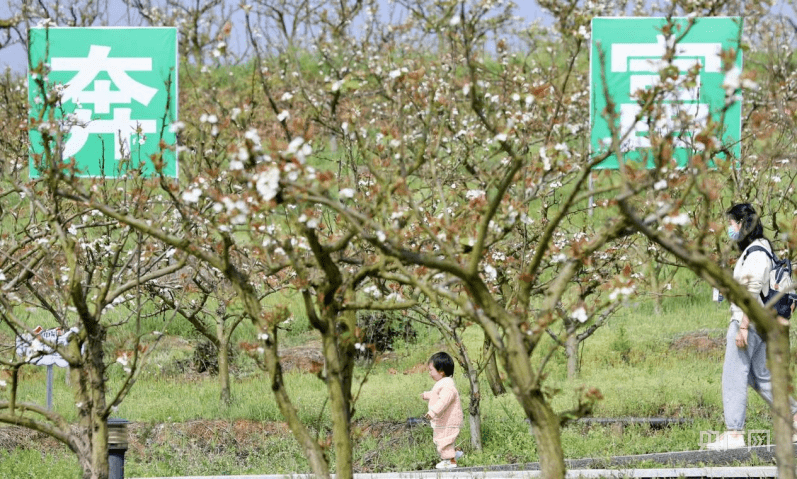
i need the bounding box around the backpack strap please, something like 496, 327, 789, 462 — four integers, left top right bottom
742, 245, 774, 262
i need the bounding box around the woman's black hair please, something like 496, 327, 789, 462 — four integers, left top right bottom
429, 352, 455, 377
726, 203, 767, 252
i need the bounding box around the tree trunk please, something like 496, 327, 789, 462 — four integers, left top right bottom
525, 390, 566, 479
264, 330, 330, 477
322, 333, 354, 479
84, 419, 110, 479
80, 326, 110, 479
466, 366, 483, 451
502, 333, 566, 479
566, 334, 579, 379
764, 321, 795, 479
483, 338, 505, 396
648, 262, 663, 315
218, 324, 231, 405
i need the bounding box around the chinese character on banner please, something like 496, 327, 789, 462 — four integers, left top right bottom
590, 17, 742, 169
28, 27, 178, 178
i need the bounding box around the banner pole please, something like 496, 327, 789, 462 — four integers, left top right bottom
46, 364, 54, 410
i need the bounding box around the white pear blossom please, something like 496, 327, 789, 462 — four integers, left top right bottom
339, 188, 355, 199
182, 188, 202, 203
540, 147, 551, 171
484, 264, 497, 282
244, 128, 261, 144
364, 285, 382, 298
571, 307, 588, 323
662, 212, 690, 226
285, 137, 312, 163
237, 147, 249, 162
722, 66, 741, 95
255, 167, 280, 201
466, 189, 485, 200
609, 286, 635, 301
386, 292, 403, 301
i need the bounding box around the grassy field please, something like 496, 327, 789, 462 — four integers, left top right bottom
3, 282, 791, 477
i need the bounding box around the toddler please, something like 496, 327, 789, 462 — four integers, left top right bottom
420, 351, 463, 469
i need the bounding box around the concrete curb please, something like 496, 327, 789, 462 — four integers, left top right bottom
481, 444, 786, 470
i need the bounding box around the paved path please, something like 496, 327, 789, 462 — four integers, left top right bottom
482, 444, 787, 470
132, 467, 778, 478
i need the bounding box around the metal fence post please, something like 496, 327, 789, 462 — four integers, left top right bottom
108, 418, 129, 479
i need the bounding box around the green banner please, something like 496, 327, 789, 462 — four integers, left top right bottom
29, 27, 178, 178
590, 17, 742, 169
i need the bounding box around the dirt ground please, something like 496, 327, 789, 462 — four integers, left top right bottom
669, 329, 725, 353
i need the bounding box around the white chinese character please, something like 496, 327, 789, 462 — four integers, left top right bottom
611, 35, 722, 74
63, 108, 156, 160
604, 35, 723, 151
50, 45, 159, 161
52, 45, 158, 112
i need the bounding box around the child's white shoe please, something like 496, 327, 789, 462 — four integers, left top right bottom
435, 460, 457, 469
455, 450, 464, 460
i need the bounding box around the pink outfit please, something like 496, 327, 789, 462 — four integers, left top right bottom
422, 376, 463, 460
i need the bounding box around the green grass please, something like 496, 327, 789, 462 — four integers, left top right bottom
1, 288, 790, 476
0, 449, 81, 479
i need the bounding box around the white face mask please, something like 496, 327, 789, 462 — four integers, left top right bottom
727, 225, 740, 241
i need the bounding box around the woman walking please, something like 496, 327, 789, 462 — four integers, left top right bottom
707, 203, 797, 450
